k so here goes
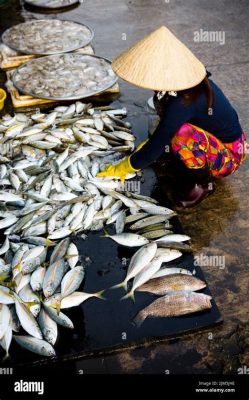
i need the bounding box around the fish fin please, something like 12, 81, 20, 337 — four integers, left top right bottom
0, 274, 9, 284
132, 311, 146, 328
101, 228, 109, 238
8, 289, 15, 298
15, 262, 22, 272
26, 301, 40, 311
65, 254, 78, 260
121, 290, 135, 302
5, 281, 16, 289
2, 352, 10, 361
36, 292, 44, 302
94, 290, 106, 300
55, 302, 61, 315
46, 239, 55, 247
110, 280, 127, 291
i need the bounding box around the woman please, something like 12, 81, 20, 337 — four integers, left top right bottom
98, 26, 246, 207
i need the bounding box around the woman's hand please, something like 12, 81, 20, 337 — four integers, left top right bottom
97, 156, 139, 182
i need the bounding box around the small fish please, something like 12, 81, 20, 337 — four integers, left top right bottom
43, 259, 65, 298
0, 325, 12, 359
0, 286, 15, 304
129, 215, 173, 230
155, 234, 191, 243
30, 266, 46, 292
66, 243, 79, 269
140, 229, 173, 239
104, 231, 149, 247
48, 228, 72, 240
0, 215, 18, 230
115, 210, 126, 234
13, 335, 56, 357
134, 200, 174, 216
0, 237, 10, 256
15, 298, 42, 339
113, 242, 157, 291
50, 238, 70, 264
122, 256, 164, 301
125, 213, 149, 224
38, 308, 58, 346
18, 284, 40, 317
43, 305, 74, 329
9, 305, 20, 332
0, 304, 11, 339
133, 292, 212, 327
156, 241, 192, 252
60, 290, 105, 309
19, 246, 46, 275
61, 266, 85, 297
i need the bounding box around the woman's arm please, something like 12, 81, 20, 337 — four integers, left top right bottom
130, 98, 194, 170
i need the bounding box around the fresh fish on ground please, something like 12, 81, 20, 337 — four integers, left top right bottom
136, 274, 206, 295
133, 292, 212, 327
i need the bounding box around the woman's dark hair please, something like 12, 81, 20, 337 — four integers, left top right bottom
154, 76, 214, 117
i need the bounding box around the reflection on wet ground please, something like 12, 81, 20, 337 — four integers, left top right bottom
0, 0, 248, 374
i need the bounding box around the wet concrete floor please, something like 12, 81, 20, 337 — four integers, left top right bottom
0, 0, 248, 374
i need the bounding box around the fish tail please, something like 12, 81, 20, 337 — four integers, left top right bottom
46, 239, 55, 247
5, 280, 16, 289
110, 279, 127, 290
94, 290, 106, 300
65, 253, 78, 260
26, 301, 40, 311
8, 289, 15, 298
15, 262, 22, 272
101, 228, 109, 238
120, 290, 135, 302
0, 274, 9, 284
2, 352, 10, 361
55, 302, 61, 315
132, 311, 146, 328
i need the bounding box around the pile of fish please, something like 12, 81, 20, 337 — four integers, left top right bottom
0, 238, 104, 358
0, 102, 212, 358
106, 230, 212, 325
2, 20, 93, 55
0, 103, 138, 358
13, 54, 117, 100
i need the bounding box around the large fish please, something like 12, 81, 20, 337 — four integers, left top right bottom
136, 274, 206, 295
133, 292, 212, 327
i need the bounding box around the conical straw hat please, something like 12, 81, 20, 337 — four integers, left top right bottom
112, 26, 206, 91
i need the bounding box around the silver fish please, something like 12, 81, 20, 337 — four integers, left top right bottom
38, 308, 58, 346
113, 242, 157, 290
14, 335, 56, 357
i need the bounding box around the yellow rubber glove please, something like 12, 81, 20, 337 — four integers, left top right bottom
134, 139, 149, 153
97, 156, 139, 182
